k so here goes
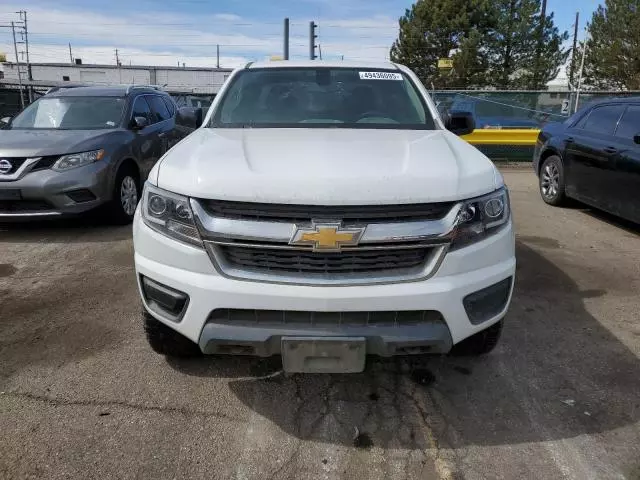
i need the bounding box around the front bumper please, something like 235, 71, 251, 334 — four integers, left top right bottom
0, 162, 112, 219
134, 211, 516, 356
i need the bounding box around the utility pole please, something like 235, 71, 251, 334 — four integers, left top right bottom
115, 48, 120, 66
18, 11, 31, 81
569, 11, 580, 86
309, 21, 318, 60
216, 44, 220, 68
575, 38, 587, 113
318, 44, 322, 60
532, 0, 547, 89
69, 43, 73, 64
11, 21, 24, 108
283, 18, 290, 60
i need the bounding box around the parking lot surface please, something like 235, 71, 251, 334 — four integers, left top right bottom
1, 168, 639, 480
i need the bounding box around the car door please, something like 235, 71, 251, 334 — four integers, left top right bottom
611, 104, 640, 223
130, 95, 162, 178
161, 96, 191, 147
145, 95, 176, 155
564, 104, 625, 209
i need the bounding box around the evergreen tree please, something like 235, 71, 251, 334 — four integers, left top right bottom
579, 0, 640, 89
487, 0, 569, 89
389, 0, 492, 88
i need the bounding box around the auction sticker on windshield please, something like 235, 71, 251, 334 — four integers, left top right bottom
359, 71, 403, 80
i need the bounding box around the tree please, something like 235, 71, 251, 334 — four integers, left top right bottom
579, 0, 640, 89
389, 0, 492, 88
486, 0, 569, 89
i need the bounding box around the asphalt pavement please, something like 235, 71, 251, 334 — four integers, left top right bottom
1, 168, 639, 480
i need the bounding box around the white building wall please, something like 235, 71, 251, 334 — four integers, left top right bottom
1, 63, 232, 94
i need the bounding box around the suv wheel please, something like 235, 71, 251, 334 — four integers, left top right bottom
539, 155, 566, 206
143, 310, 201, 357
108, 165, 140, 224
450, 320, 503, 356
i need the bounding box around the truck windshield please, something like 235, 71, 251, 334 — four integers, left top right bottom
210, 67, 436, 129
10, 96, 125, 130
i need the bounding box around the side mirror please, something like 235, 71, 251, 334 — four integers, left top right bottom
444, 111, 475, 136
0, 116, 11, 127
634, 134, 640, 145
176, 107, 203, 129
131, 116, 149, 130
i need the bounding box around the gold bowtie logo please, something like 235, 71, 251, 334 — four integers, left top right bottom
290, 223, 365, 252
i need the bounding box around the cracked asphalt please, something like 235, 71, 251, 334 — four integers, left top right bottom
1, 168, 640, 480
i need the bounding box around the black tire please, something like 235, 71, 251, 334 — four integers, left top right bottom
539, 155, 566, 206
450, 320, 503, 356
107, 164, 140, 225
143, 310, 201, 357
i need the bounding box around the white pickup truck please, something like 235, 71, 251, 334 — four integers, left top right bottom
133, 60, 515, 373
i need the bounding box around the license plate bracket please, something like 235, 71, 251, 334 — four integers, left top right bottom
281, 336, 366, 373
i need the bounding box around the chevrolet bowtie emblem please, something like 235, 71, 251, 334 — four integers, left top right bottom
290, 222, 365, 252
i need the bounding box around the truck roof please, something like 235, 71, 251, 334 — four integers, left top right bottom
246, 60, 400, 70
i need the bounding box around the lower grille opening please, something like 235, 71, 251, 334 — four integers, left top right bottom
208, 309, 445, 328
217, 244, 431, 275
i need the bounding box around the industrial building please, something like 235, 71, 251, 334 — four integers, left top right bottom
0, 61, 233, 94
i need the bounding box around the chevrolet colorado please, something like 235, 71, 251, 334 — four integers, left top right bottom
133, 61, 516, 373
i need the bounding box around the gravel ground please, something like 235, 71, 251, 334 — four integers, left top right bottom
1, 168, 639, 480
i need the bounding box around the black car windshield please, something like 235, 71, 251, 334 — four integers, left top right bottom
210, 67, 435, 129
10, 96, 125, 130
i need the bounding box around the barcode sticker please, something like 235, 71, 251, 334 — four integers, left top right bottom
358, 71, 403, 81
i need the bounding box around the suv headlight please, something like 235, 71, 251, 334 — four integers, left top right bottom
450, 187, 510, 250
52, 149, 104, 171
141, 182, 202, 247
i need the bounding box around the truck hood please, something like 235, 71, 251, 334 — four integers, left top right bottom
0, 129, 115, 157
156, 128, 501, 204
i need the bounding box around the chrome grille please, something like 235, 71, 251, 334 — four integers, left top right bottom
218, 244, 430, 275
208, 308, 445, 327
192, 198, 460, 285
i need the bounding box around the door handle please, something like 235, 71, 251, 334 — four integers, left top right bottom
603, 146, 617, 154
158, 132, 167, 138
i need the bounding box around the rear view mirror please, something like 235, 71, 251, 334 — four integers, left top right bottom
444, 111, 475, 136
131, 116, 149, 130
634, 134, 640, 145
176, 107, 203, 129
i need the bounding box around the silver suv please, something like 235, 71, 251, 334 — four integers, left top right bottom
0, 85, 194, 223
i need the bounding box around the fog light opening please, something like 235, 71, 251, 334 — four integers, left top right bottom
463, 277, 512, 325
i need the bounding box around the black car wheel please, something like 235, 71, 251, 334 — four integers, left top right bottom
450, 320, 503, 356
107, 164, 140, 224
539, 155, 566, 206
143, 310, 201, 357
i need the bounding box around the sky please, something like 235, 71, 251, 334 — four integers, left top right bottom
0, 0, 601, 70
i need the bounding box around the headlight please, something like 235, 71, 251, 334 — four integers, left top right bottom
450, 187, 510, 250
141, 182, 202, 247
52, 149, 105, 171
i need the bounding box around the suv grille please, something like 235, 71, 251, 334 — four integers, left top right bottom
208, 308, 445, 327
0, 157, 27, 175
201, 200, 455, 223
218, 244, 430, 275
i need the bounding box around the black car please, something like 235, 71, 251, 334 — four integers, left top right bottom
0, 85, 201, 223
534, 97, 640, 223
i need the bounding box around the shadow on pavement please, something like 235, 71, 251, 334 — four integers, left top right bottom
167, 241, 640, 449
0, 215, 132, 243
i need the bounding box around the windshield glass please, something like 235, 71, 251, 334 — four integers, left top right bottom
11, 96, 125, 130
210, 67, 435, 129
